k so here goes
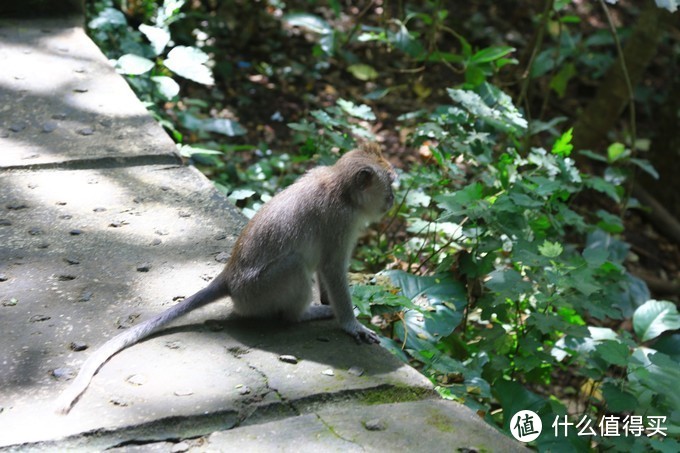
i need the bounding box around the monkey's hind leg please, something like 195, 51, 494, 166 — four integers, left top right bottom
231, 252, 317, 322
298, 304, 334, 321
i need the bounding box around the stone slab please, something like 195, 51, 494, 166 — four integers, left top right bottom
0, 17, 180, 169
206, 399, 527, 452
0, 165, 244, 447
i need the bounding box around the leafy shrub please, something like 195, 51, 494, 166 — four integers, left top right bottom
343, 83, 680, 450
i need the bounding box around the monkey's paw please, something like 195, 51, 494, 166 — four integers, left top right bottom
345, 323, 380, 344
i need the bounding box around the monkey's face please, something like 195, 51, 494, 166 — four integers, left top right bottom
361, 164, 396, 219
340, 143, 396, 219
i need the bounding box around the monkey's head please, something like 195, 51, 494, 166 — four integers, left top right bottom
338, 142, 396, 220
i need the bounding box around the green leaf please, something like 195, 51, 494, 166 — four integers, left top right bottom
654, 333, 680, 361
629, 158, 659, 180
585, 176, 621, 203
392, 20, 425, 58
228, 188, 256, 202
601, 382, 638, 412
151, 76, 179, 100
606, 142, 628, 162
582, 247, 608, 268
551, 127, 573, 157
283, 13, 332, 34
435, 182, 484, 216
385, 270, 467, 306
594, 340, 629, 366
485, 269, 531, 298
596, 210, 624, 234
633, 300, 680, 342
179, 145, 222, 157
448, 84, 528, 133
164, 46, 214, 85
538, 240, 563, 258
494, 380, 548, 430
549, 62, 576, 98
116, 54, 155, 75
203, 119, 246, 136
347, 64, 379, 81
579, 150, 608, 163
89, 7, 127, 29
337, 99, 376, 120
364, 87, 391, 100
179, 113, 246, 136
629, 348, 680, 414
139, 24, 170, 55
470, 46, 515, 64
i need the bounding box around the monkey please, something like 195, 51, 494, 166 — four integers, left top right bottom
55, 142, 396, 414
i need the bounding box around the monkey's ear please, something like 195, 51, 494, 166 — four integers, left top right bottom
355, 167, 374, 190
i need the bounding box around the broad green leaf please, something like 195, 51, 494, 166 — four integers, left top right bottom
364, 87, 391, 100
385, 270, 467, 306
287, 120, 315, 133
596, 210, 624, 234
494, 380, 548, 430
594, 340, 629, 366
654, 333, 680, 361
116, 54, 154, 75
405, 190, 431, 207
347, 64, 379, 81
633, 300, 680, 342
151, 76, 179, 100
606, 142, 628, 162
337, 99, 376, 120
180, 113, 246, 137
549, 63, 576, 98
392, 20, 425, 58
485, 269, 531, 299
585, 176, 621, 203
139, 24, 171, 55
201, 119, 246, 136
228, 188, 256, 202
283, 13, 332, 34
164, 46, 214, 85
629, 347, 680, 414
601, 382, 638, 412
449, 84, 528, 133
435, 182, 484, 215
582, 247, 608, 268
89, 7, 126, 29
470, 46, 515, 64
629, 158, 659, 180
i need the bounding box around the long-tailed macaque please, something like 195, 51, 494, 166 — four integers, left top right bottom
55, 142, 396, 414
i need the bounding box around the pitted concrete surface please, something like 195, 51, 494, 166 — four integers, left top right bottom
0, 16, 179, 169
0, 15, 525, 452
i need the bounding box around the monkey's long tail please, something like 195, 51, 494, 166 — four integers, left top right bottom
54, 280, 227, 415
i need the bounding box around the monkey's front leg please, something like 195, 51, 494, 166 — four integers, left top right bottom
319, 264, 379, 344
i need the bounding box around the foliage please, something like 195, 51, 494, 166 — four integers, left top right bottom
346, 84, 678, 449
86, 0, 680, 451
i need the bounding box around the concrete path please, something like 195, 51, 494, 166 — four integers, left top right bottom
0, 16, 525, 452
